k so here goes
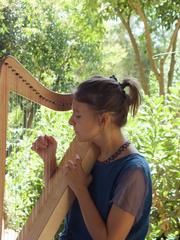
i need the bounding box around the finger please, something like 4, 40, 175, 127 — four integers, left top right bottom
64, 163, 70, 170
75, 154, 82, 164
31, 144, 36, 151
36, 136, 48, 146
47, 136, 57, 144
31, 142, 47, 151
62, 165, 68, 176
75, 154, 81, 160
67, 160, 77, 168
37, 142, 48, 149
31, 142, 40, 151
32, 140, 43, 150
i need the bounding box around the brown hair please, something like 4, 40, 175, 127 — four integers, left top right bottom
74, 76, 141, 127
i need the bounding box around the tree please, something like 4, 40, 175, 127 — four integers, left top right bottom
0, 0, 104, 91
85, 0, 180, 95
0, 0, 105, 127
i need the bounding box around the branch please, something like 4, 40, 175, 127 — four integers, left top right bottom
167, 22, 179, 91
162, 17, 180, 64
116, 8, 149, 93
128, 0, 160, 77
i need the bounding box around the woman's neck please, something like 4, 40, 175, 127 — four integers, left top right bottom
93, 129, 128, 162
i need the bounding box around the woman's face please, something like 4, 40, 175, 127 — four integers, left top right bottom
69, 99, 101, 142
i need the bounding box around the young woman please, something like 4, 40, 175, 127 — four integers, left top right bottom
32, 76, 152, 240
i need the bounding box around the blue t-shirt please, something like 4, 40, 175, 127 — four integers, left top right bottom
59, 153, 152, 240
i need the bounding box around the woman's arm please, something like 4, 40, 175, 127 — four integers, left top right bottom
63, 157, 135, 240
77, 187, 135, 240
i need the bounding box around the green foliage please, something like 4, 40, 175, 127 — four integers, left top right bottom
147, 0, 180, 30
0, 0, 104, 91
100, 20, 129, 78
125, 83, 180, 239
5, 128, 44, 228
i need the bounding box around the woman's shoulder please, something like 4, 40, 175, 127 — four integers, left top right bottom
118, 153, 151, 175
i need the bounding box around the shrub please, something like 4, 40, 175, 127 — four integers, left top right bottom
126, 84, 180, 239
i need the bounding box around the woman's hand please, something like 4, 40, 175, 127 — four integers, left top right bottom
31, 135, 58, 181
31, 135, 57, 162
63, 155, 92, 197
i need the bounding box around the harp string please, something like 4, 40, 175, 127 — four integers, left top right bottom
5, 95, 23, 239
5, 77, 59, 239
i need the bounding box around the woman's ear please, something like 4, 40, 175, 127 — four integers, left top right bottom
98, 112, 111, 127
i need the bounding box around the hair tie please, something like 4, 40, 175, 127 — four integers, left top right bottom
119, 82, 126, 89
110, 75, 126, 92
109, 75, 118, 82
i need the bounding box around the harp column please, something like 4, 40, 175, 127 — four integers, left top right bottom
0, 62, 9, 240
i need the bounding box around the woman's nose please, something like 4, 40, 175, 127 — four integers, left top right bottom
69, 115, 76, 126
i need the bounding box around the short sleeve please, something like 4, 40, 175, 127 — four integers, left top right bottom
112, 168, 146, 222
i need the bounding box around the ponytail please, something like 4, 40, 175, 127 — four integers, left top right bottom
121, 79, 141, 116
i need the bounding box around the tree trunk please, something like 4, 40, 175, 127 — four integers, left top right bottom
23, 104, 37, 129
129, 1, 162, 95
157, 74, 165, 96
158, 60, 165, 96
166, 18, 180, 92
27, 106, 35, 129
167, 52, 176, 93
117, 12, 150, 95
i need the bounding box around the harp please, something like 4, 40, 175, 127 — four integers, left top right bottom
0, 56, 98, 240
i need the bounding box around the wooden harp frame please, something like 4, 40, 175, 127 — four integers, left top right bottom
0, 56, 98, 240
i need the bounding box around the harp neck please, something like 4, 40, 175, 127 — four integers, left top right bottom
0, 55, 73, 111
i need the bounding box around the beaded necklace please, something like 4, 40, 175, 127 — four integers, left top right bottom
103, 141, 131, 164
